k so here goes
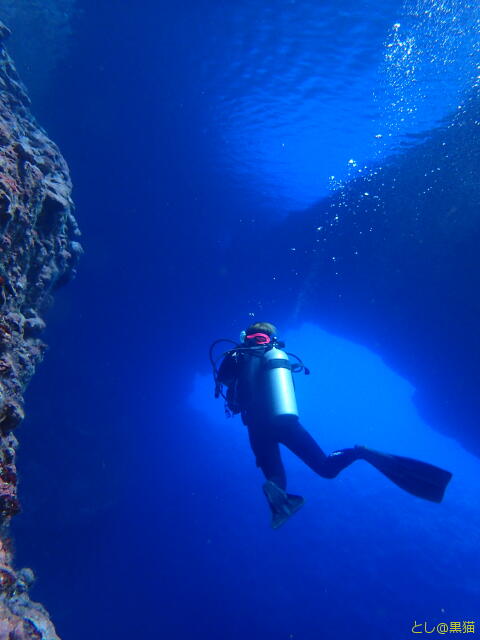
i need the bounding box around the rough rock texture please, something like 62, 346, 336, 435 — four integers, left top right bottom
0, 21, 81, 637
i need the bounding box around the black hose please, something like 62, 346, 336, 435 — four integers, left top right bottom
286, 351, 310, 375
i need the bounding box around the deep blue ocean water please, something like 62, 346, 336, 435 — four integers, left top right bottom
1, 0, 479, 638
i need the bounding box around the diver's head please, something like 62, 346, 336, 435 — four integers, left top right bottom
241, 321, 278, 345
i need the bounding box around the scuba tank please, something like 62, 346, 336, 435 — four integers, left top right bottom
210, 334, 308, 420
240, 344, 299, 419
262, 345, 299, 417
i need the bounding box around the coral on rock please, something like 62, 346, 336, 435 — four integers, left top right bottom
0, 20, 81, 638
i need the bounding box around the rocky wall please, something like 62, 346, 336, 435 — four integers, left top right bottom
0, 21, 81, 638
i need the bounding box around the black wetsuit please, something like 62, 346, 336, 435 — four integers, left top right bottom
218, 349, 360, 490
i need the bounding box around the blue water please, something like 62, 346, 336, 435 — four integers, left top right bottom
2, 0, 480, 638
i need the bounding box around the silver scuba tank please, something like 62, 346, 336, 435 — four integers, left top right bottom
240, 345, 299, 419
262, 346, 299, 418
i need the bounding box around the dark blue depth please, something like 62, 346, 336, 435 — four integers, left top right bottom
4, 1, 480, 639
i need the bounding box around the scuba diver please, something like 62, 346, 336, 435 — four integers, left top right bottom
210, 322, 452, 529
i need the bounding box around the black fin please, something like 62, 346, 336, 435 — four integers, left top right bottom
263, 481, 305, 529
358, 446, 452, 503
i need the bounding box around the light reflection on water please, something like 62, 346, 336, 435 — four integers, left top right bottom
201, 0, 480, 211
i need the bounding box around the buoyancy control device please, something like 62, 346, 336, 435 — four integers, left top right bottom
210, 335, 309, 419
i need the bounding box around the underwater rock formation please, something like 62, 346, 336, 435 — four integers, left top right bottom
269, 88, 480, 455
0, 21, 80, 637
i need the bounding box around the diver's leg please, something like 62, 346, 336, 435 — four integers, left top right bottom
247, 422, 287, 490
276, 416, 360, 479
275, 417, 452, 501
